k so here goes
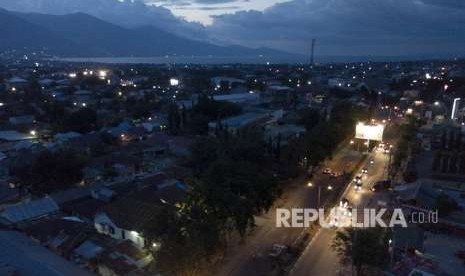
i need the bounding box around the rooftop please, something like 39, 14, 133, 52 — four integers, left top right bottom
0, 231, 93, 276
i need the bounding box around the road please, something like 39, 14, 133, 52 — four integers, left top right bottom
289, 144, 395, 276
217, 145, 363, 276
289, 148, 389, 275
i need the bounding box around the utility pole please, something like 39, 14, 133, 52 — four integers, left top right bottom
310, 38, 316, 66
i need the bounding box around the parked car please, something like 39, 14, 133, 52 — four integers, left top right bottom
361, 167, 368, 174
330, 172, 339, 178
354, 182, 363, 191
354, 175, 362, 184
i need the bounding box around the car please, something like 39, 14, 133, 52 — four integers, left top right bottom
361, 167, 368, 174
354, 182, 362, 191
330, 172, 339, 178
371, 180, 391, 192
323, 168, 332, 174
269, 244, 287, 258
354, 175, 362, 184
340, 197, 351, 207
369, 159, 374, 166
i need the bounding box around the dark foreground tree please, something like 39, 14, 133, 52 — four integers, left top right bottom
332, 227, 390, 276
15, 149, 86, 194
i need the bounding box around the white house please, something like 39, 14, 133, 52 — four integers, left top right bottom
94, 212, 146, 249
94, 198, 160, 249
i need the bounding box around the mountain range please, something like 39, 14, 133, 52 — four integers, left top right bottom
0, 8, 290, 58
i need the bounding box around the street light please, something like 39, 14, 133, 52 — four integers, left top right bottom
350, 140, 354, 145
327, 185, 333, 191
307, 182, 313, 188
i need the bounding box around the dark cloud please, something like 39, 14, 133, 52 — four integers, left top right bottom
176, 6, 242, 11
421, 0, 465, 9
149, 0, 241, 5
1, 0, 464, 57
207, 0, 465, 56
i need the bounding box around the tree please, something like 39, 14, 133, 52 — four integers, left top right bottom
435, 193, 459, 217
15, 149, 86, 194
188, 128, 278, 236
143, 198, 223, 276
299, 108, 320, 131
62, 107, 98, 133
167, 103, 181, 135
198, 158, 277, 236
332, 227, 390, 276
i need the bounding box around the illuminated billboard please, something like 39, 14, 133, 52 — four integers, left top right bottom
355, 122, 384, 141
170, 78, 179, 86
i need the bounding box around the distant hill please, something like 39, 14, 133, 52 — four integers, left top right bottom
0, 8, 292, 58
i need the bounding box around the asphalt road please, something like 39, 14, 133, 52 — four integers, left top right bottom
217, 146, 363, 276
289, 146, 392, 276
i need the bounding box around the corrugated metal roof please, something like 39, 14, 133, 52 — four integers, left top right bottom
0, 231, 92, 276
1, 197, 59, 223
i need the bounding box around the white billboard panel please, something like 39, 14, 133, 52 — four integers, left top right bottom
355, 123, 384, 141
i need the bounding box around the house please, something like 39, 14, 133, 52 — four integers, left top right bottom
0, 130, 35, 142
208, 112, 271, 134
265, 124, 306, 146
94, 197, 163, 248
0, 180, 19, 204
212, 92, 260, 104
0, 231, 93, 276
96, 240, 154, 276
94, 182, 187, 248
72, 232, 154, 276
23, 217, 92, 258
210, 76, 245, 88
9, 115, 35, 126
0, 196, 60, 225
5, 77, 28, 90
55, 132, 82, 143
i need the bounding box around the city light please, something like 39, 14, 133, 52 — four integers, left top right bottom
355, 122, 385, 141
30, 130, 36, 136
98, 70, 108, 78
307, 182, 313, 187
170, 78, 179, 86
451, 98, 461, 120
